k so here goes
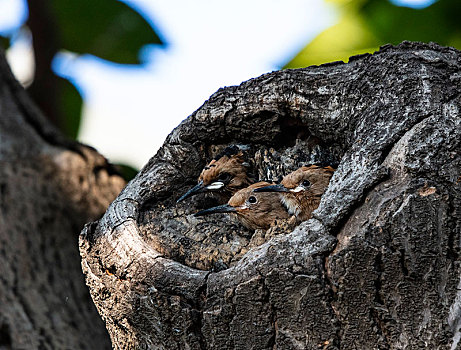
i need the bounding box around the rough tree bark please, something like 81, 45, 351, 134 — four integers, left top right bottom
0, 49, 125, 348
80, 42, 461, 349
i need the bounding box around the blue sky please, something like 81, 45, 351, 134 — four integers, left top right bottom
1, 0, 435, 168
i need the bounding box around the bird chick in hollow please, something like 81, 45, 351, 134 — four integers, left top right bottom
194, 182, 290, 230
177, 145, 252, 203
255, 165, 334, 222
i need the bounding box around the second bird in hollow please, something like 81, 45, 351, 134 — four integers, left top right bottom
194, 182, 290, 230
254, 165, 335, 222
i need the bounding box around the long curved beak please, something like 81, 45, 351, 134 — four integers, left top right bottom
253, 183, 289, 193
194, 204, 236, 217
176, 181, 205, 203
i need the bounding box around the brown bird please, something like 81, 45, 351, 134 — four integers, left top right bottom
254, 165, 334, 222
177, 145, 252, 203
194, 182, 290, 230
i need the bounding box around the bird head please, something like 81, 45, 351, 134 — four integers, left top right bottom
279, 165, 334, 194
177, 145, 251, 203
254, 165, 335, 220
194, 182, 289, 230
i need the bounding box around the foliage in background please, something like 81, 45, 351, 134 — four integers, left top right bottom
46, 0, 162, 64
286, 0, 461, 68
0, 36, 10, 50
1, 0, 163, 180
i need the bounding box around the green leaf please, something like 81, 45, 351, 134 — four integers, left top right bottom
0, 35, 11, 50
285, 0, 380, 68
48, 0, 163, 64
285, 0, 461, 69
57, 76, 82, 139
361, 0, 461, 46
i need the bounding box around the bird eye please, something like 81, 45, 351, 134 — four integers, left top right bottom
302, 180, 311, 187
248, 196, 257, 204
218, 172, 231, 182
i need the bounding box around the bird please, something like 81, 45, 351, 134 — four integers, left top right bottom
254, 165, 335, 222
177, 145, 252, 203
194, 182, 290, 230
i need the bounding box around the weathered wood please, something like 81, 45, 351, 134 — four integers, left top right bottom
0, 49, 125, 349
80, 42, 461, 349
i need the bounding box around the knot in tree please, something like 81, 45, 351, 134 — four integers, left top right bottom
79, 42, 461, 349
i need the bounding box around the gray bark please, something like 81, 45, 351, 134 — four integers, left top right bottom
80, 41, 461, 349
0, 49, 125, 349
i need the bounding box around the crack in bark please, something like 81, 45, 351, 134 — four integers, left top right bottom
191, 271, 211, 350
260, 274, 277, 350
321, 254, 341, 349
447, 190, 461, 262
371, 250, 391, 348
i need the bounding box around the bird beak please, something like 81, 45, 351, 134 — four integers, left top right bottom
176, 181, 206, 203
254, 184, 289, 193
194, 204, 236, 217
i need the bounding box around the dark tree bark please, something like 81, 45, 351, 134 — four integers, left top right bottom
0, 49, 125, 349
80, 41, 461, 349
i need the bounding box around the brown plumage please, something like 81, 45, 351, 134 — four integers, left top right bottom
177, 146, 252, 203
194, 182, 290, 230
255, 165, 334, 222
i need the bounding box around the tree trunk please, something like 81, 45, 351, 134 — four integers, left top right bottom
80, 41, 461, 349
0, 48, 125, 349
